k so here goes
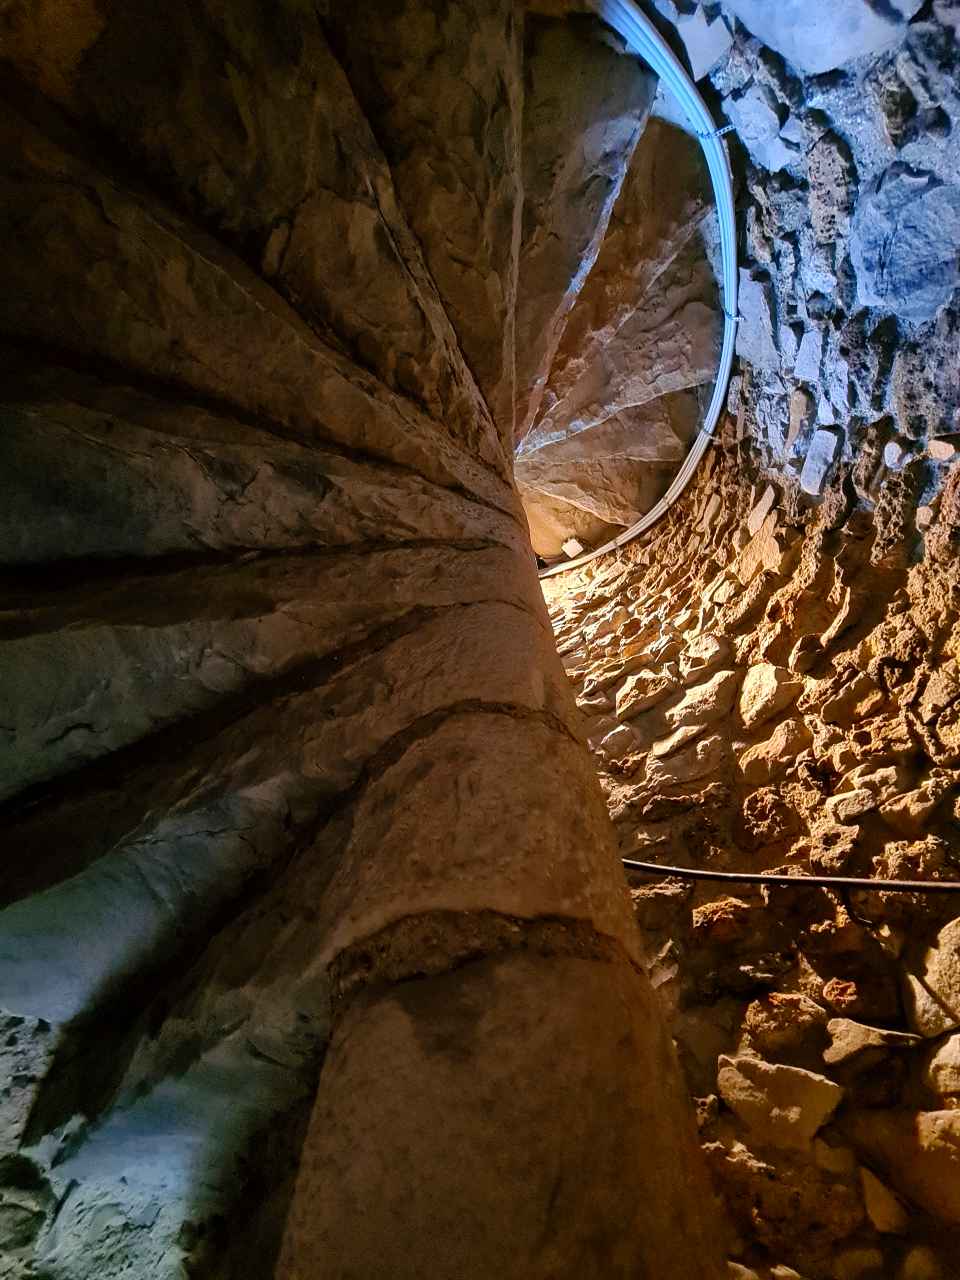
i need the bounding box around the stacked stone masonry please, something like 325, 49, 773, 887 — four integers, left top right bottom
545, 433, 960, 1279
540, 5, 960, 1277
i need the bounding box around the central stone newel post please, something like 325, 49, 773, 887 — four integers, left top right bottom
276, 522, 724, 1280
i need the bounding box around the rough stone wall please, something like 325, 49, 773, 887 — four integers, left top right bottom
524, 0, 960, 566
539, 4, 960, 1279
709, 0, 960, 505
544, 429, 960, 1280
0, 4, 724, 1278
545, 432, 960, 1280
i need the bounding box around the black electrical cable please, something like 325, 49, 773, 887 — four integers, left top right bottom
622, 858, 960, 894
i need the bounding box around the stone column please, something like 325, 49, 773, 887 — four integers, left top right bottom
0, 3, 722, 1276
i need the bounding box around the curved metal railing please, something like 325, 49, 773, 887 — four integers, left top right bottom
538, 0, 738, 579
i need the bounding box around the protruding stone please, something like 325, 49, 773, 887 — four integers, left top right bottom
922, 1033, 960, 1102
727, 1265, 760, 1280
824, 1018, 921, 1066
929, 438, 959, 462
739, 663, 803, 730
725, 0, 922, 76
833, 1246, 885, 1280
738, 717, 812, 784
737, 271, 780, 369
794, 332, 823, 387
717, 1054, 844, 1150
616, 670, 679, 720
743, 992, 828, 1056
666, 668, 740, 730
598, 723, 639, 763
820, 673, 884, 728
852, 167, 960, 324
724, 87, 799, 174
843, 1109, 960, 1224
676, 8, 733, 80
652, 723, 707, 759
645, 733, 726, 786
799, 428, 841, 497
900, 1246, 945, 1280
746, 485, 776, 537
734, 513, 787, 585
884, 440, 913, 471
680, 633, 732, 684
860, 1167, 909, 1233
824, 787, 876, 824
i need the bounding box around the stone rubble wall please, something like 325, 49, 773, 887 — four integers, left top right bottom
705, 0, 960, 507
544, 420, 960, 1280
524, 0, 960, 563
542, 11, 960, 1275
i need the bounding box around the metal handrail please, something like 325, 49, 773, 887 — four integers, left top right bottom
538, 0, 738, 579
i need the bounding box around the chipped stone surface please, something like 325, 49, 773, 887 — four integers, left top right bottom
544, 402, 960, 1274
717, 1055, 844, 1150
843, 1110, 960, 1224
852, 166, 960, 323
799, 429, 841, 497
724, 0, 921, 76
903, 918, 960, 1036
824, 1018, 921, 1066
739, 664, 803, 730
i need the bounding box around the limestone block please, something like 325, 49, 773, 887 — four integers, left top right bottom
746, 485, 776, 536
616, 670, 679, 720
675, 8, 733, 80
666, 668, 740, 730
903, 917, 960, 1036
724, 0, 921, 76
734, 513, 787, 584
724, 87, 799, 174
645, 733, 726, 786
800, 429, 841, 497
843, 1109, 960, 1224
736, 272, 779, 370
852, 167, 960, 324
860, 1167, 906, 1233
900, 1246, 946, 1280
681, 633, 732, 683
824, 788, 877, 824
717, 1055, 844, 1150
833, 1247, 885, 1280
738, 718, 812, 784
651, 723, 707, 759
922, 1032, 960, 1101
739, 663, 803, 730
824, 1019, 921, 1066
